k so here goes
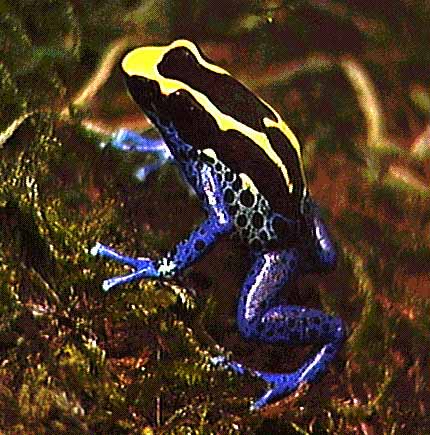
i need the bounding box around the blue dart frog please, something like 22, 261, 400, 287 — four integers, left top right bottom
91, 39, 347, 410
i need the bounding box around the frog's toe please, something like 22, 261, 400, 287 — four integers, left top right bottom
251, 372, 300, 410
90, 242, 103, 256
210, 355, 247, 375
101, 262, 158, 291
211, 355, 301, 409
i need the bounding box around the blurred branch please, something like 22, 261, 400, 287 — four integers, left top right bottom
0, 111, 34, 148
62, 37, 131, 116
339, 57, 388, 150
241, 55, 335, 90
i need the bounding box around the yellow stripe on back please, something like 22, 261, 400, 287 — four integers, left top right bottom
122, 40, 307, 196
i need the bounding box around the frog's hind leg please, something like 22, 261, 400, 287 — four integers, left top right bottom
214, 250, 347, 410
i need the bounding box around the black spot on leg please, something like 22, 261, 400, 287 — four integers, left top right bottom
194, 239, 206, 251
239, 190, 255, 207
228, 205, 239, 216
232, 178, 242, 191
236, 214, 247, 227
301, 318, 308, 328
225, 171, 234, 182
241, 228, 250, 238
252, 212, 264, 229
223, 188, 235, 204
259, 230, 268, 241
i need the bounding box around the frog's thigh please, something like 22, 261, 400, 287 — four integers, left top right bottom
237, 249, 345, 346
237, 250, 299, 339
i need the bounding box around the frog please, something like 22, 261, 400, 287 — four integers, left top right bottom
90, 39, 347, 410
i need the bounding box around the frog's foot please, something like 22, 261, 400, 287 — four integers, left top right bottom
210, 355, 301, 410
90, 242, 159, 291
251, 370, 301, 410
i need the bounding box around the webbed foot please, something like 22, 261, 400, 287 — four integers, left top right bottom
91, 242, 159, 291
210, 355, 300, 410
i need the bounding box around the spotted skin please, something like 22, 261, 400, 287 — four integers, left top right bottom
90, 40, 347, 409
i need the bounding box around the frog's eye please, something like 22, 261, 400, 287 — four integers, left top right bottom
172, 90, 199, 113
158, 47, 197, 77
125, 75, 162, 110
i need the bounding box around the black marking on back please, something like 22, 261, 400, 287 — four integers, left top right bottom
264, 126, 305, 213
160, 89, 301, 218
157, 47, 278, 132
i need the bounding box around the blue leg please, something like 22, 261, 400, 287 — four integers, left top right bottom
302, 197, 337, 273
91, 165, 233, 289
103, 128, 172, 182
107, 128, 195, 195
110, 128, 170, 156
213, 250, 346, 409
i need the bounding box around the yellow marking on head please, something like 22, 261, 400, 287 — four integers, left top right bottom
122, 39, 229, 79
122, 40, 307, 196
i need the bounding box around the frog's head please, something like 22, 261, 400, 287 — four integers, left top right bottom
121, 40, 230, 134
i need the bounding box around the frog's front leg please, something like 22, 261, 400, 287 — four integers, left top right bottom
106, 128, 172, 182
216, 249, 346, 409
110, 128, 170, 156
107, 128, 197, 194
91, 164, 233, 290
